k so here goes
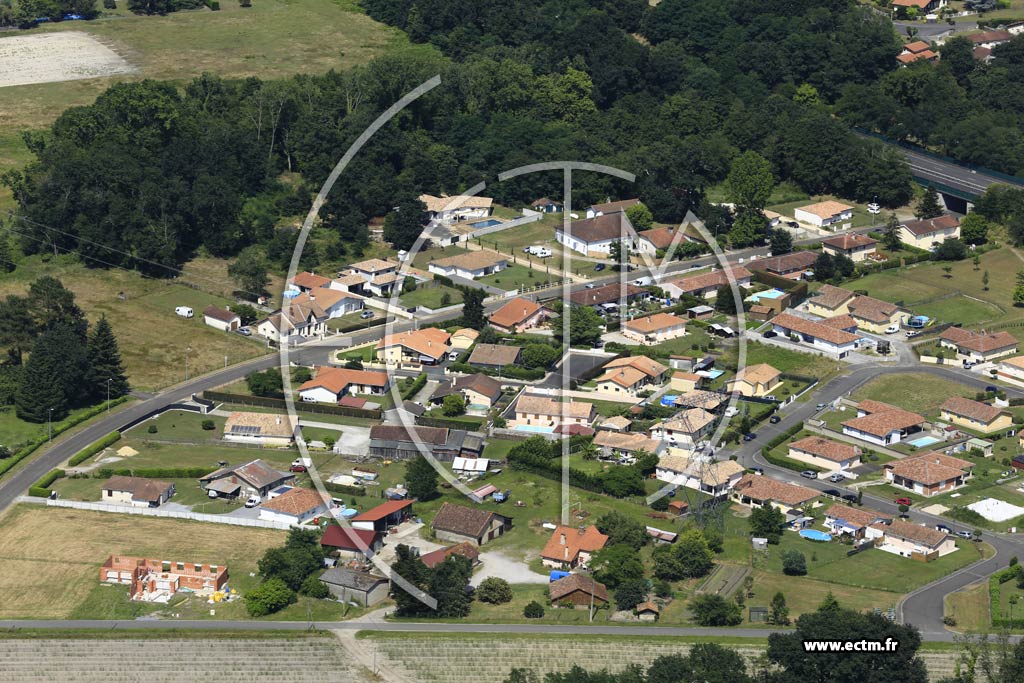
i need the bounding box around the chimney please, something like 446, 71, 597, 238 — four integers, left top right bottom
578, 525, 586, 535
559, 533, 566, 546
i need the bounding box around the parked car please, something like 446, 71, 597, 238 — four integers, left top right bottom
905, 330, 920, 338
742, 433, 757, 442
829, 473, 846, 483
244, 495, 261, 508
956, 530, 974, 539
936, 524, 952, 534
769, 414, 781, 424
238, 326, 252, 336
750, 467, 764, 475
289, 464, 307, 473
894, 497, 913, 506
800, 470, 818, 479
763, 330, 777, 338
986, 385, 999, 393
867, 203, 881, 215
816, 403, 828, 411
842, 493, 858, 503
885, 324, 899, 334
594, 263, 605, 272
963, 360, 978, 369
585, 283, 597, 289
823, 489, 841, 498
360, 310, 375, 319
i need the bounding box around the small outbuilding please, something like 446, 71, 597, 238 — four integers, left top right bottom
318, 568, 389, 606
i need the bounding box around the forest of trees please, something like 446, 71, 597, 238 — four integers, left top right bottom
1, 0, 936, 279
0, 0, 96, 27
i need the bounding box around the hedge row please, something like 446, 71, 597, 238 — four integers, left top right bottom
990, 569, 1024, 630
202, 390, 381, 419
448, 361, 545, 381
0, 396, 131, 478
28, 468, 66, 498
95, 466, 218, 479
67, 431, 121, 467
324, 481, 366, 497
401, 374, 428, 402
416, 415, 486, 431
764, 422, 804, 452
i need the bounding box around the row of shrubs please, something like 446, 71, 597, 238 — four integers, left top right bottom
28, 469, 66, 498
95, 466, 219, 479
323, 481, 366, 497
400, 374, 428, 402
67, 431, 122, 467
0, 396, 130, 478
447, 361, 544, 381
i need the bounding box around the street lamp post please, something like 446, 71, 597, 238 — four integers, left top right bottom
106, 378, 112, 414
47, 408, 53, 442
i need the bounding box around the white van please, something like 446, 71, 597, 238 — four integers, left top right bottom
174, 306, 194, 318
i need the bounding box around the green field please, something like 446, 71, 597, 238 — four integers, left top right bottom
479, 263, 555, 291
400, 283, 464, 309
851, 372, 977, 417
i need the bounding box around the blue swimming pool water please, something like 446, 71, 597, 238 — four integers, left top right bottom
515, 425, 556, 433
703, 369, 725, 379
907, 435, 941, 448
470, 219, 502, 228
661, 395, 678, 407
800, 529, 833, 542
746, 288, 786, 302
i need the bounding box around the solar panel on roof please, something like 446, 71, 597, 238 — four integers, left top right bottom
230, 425, 262, 435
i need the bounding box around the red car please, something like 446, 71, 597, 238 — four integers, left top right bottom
894, 497, 913, 506
289, 464, 307, 473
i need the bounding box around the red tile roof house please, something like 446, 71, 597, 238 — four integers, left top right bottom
884, 451, 974, 497
203, 305, 241, 332
940, 396, 1013, 434
841, 400, 926, 447
488, 297, 550, 334
258, 487, 332, 526
101, 555, 228, 602
419, 542, 482, 569
822, 233, 879, 263
770, 312, 859, 359
569, 283, 649, 309
622, 312, 687, 344
898, 214, 960, 250
730, 474, 818, 512
864, 518, 956, 561
664, 266, 753, 300
320, 525, 384, 560
351, 499, 414, 533
298, 366, 390, 403
541, 525, 609, 570
939, 327, 1019, 363
431, 501, 513, 546
793, 201, 854, 230
751, 251, 818, 280
787, 436, 861, 473
823, 504, 893, 539
549, 573, 609, 609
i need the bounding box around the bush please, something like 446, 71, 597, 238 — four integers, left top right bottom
690, 594, 742, 626
782, 550, 807, 576
147, 425, 158, 434
300, 574, 329, 599
28, 468, 66, 497
68, 431, 121, 467
476, 577, 513, 604
96, 466, 217, 479
524, 601, 545, 618
245, 578, 295, 616
201, 419, 215, 431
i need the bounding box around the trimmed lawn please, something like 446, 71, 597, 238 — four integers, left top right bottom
480, 216, 560, 253
124, 410, 225, 443
733, 342, 843, 383
851, 373, 977, 417
479, 263, 555, 292
400, 284, 463, 310
411, 245, 470, 270
807, 541, 991, 593
945, 582, 991, 633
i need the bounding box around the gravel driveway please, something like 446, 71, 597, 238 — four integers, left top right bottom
471, 551, 548, 586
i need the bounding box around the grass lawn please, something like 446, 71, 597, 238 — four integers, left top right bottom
946, 582, 991, 633
124, 410, 226, 443
0, 256, 270, 391
411, 245, 470, 270
0, 129, 32, 213
0, 504, 350, 620
400, 284, 463, 310
479, 263, 554, 292
842, 248, 1023, 328
766, 196, 881, 229
481, 216, 560, 253
733, 342, 844, 384
851, 372, 977, 417
0, 400, 133, 453
0, 0, 412, 133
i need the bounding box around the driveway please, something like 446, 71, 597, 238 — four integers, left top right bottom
329, 425, 371, 457
471, 550, 548, 586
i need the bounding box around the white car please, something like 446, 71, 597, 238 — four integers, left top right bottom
244, 495, 261, 508
867, 203, 881, 215
885, 324, 899, 334
174, 306, 194, 318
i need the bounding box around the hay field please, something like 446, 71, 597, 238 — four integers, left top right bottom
0, 31, 135, 89
0, 505, 286, 619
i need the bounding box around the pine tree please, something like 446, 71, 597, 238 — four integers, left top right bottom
882, 213, 902, 252
15, 330, 70, 423
87, 315, 130, 402
915, 186, 944, 220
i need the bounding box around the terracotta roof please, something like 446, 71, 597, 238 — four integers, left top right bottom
638, 227, 681, 250
596, 366, 648, 388
656, 454, 745, 483
974, 46, 992, 61
560, 213, 636, 244
900, 214, 960, 236
201, 459, 292, 490
292, 287, 364, 311
320, 526, 382, 551
261, 487, 329, 516
824, 503, 891, 528
811, 285, 856, 310
516, 394, 594, 420
489, 298, 545, 329
886, 451, 973, 486
674, 390, 726, 410
898, 49, 937, 64
299, 367, 389, 395
419, 542, 481, 569
940, 327, 1017, 354
967, 29, 1012, 44
732, 363, 780, 387
941, 396, 1006, 424
443, 373, 502, 403
599, 416, 633, 430
531, 197, 561, 208
590, 198, 639, 214
569, 283, 646, 307
604, 355, 668, 378
636, 601, 660, 614
203, 305, 239, 323
848, 295, 902, 324
755, 250, 818, 274
102, 476, 173, 503
796, 201, 854, 220
429, 250, 507, 271
369, 424, 451, 446
857, 399, 902, 415
452, 328, 479, 341
651, 408, 716, 435
372, 273, 400, 286
843, 408, 924, 438
348, 258, 396, 274
469, 343, 523, 366
873, 518, 949, 548
224, 412, 293, 439
772, 312, 859, 346
376, 328, 451, 359
292, 271, 331, 289
734, 474, 818, 506
594, 430, 660, 453
669, 267, 752, 294
351, 499, 414, 522
624, 313, 686, 334
672, 371, 701, 382
540, 525, 608, 564
904, 40, 931, 53
550, 574, 609, 603
823, 234, 878, 251
419, 193, 493, 213
821, 314, 858, 330
789, 436, 857, 463
431, 502, 507, 539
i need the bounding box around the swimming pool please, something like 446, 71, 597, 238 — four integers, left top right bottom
907, 435, 942, 448
515, 425, 555, 433
701, 369, 725, 380
660, 395, 678, 407
470, 219, 502, 228
799, 529, 833, 542
746, 288, 786, 302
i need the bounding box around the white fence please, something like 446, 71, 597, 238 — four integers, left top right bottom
39, 498, 294, 530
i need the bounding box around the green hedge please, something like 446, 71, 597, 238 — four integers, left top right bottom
448, 361, 545, 381
416, 415, 486, 430
764, 423, 804, 451
95, 466, 218, 479
990, 569, 1024, 630
761, 446, 824, 474
28, 468, 66, 497
401, 373, 428, 401
67, 431, 121, 467
324, 481, 366, 497
0, 396, 130, 479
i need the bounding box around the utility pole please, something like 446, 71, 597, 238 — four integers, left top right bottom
106, 378, 112, 414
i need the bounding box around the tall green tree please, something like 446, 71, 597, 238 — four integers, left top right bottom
916, 185, 944, 220
27, 276, 87, 339
625, 202, 654, 231
15, 323, 90, 422
882, 212, 903, 251
769, 228, 793, 255
724, 151, 774, 210
0, 295, 35, 364
0, 230, 13, 273
384, 196, 427, 251
770, 592, 790, 625
750, 503, 786, 544
87, 316, 129, 402
406, 454, 439, 501
593, 543, 645, 588
461, 288, 486, 329
391, 544, 432, 617
728, 209, 767, 248
228, 245, 270, 296
960, 213, 990, 245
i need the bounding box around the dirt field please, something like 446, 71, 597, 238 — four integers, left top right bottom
0, 31, 135, 89
0, 505, 286, 619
